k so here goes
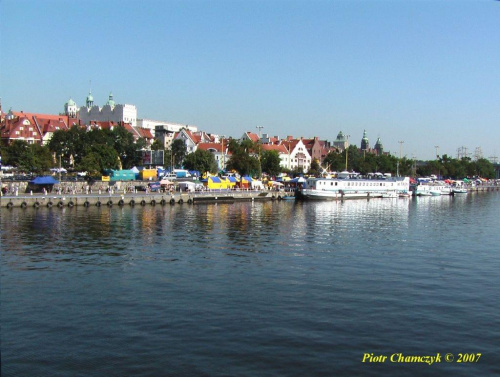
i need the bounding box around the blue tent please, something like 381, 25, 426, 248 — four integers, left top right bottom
29, 176, 59, 185
27, 176, 59, 193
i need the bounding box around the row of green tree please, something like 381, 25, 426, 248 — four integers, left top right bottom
1, 127, 496, 179
1, 126, 148, 175
322, 145, 496, 179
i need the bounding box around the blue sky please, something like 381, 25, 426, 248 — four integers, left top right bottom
1, 0, 499, 161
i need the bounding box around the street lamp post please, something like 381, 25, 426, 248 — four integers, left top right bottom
345, 135, 350, 171
221, 136, 225, 172
435, 145, 440, 179
256, 127, 263, 167
398, 141, 404, 177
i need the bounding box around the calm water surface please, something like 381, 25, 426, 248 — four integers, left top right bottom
2, 193, 500, 376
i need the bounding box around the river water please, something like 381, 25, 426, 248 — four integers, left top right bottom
1, 193, 499, 377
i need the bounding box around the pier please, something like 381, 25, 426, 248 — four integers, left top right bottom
0, 190, 297, 209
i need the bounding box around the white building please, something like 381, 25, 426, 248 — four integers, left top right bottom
282, 138, 312, 172
137, 119, 198, 139
77, 91, 138, 128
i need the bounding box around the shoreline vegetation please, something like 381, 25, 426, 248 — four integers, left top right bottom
1, 128, 498, 184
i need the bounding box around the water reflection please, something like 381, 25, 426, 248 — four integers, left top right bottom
3, 195, 498, 271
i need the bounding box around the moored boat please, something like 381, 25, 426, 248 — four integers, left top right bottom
296, 174, 410, 201
452, 188, 468, 194
414, 182, 451, 197
440, 187, 453, 195
381, 191, 399, 198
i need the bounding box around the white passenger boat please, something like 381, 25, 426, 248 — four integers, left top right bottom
296, 174, 410, 201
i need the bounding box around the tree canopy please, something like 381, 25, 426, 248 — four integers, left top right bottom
45, 125, 145, 172
260, 150, 282, 177
171, 139, 187, 168
226, 139, 261, 177
183, 149, 218, 175
1, 140, 54, 173
1, 129, 497, 180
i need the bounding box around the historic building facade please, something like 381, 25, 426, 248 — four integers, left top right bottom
76, 92, 138, 128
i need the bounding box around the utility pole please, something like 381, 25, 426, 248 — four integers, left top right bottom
474, 147, 483, 161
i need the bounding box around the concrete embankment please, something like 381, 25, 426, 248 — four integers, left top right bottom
0, 191, 295, 209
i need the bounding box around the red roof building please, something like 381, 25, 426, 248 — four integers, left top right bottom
1, 110, 70, 145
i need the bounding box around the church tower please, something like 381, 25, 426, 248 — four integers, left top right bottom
86, 88, 94, 109
106, 92, 115, 110
360, 130, 369, 151
375, 137, 384, 156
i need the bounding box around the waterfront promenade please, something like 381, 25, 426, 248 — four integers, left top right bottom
0, 189, 287, 209
2, 178, 499, 209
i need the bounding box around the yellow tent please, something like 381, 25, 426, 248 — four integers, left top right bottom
222, 176, 238, 189
204, 176, 225, 189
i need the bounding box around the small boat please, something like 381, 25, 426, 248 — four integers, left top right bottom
414, 180, 453, 197
440, 187, 453, 195
381, 191, 399, 198
416, 191, 433, 196
452, 188, 468, 194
